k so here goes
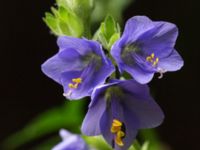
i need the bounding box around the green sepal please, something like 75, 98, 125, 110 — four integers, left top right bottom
93, 15, 120, 51
43, 12, 62, 35
108, 33, 120, 49
54, 0, 93, 38
56, 0, 94, 16
43, 6, 84, 37
91, 0, 133, 24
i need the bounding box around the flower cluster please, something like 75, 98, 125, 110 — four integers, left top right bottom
42, 16, 183, 150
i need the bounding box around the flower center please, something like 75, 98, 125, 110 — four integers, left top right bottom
105, 87, 123, 103
121, 44, 140, 65
146, 53, 159, 66
110, 119, 125, 147
68, 78, 82, 89
63, 78, 82, 98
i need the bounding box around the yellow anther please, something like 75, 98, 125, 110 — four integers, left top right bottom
153, 58, 159, 66
117, 130, 125, 137
151, 53, 155, 58
68, 83, 76, 88
110, 119, 125, 147
146, 53, 159, 66
115, 136, 124, 146
111, 119, 122, 133
115, 131, 125, 146
111, 125, 121, 133
68, 78, 82, 89
72, 78, 82, 84
146, 56, 152, 62
113, 119, 122, 127
156, 57, 159, 62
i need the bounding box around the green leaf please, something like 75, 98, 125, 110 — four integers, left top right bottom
2, 100, 86, 150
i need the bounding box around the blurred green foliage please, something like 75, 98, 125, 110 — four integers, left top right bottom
139, 129, 163, 150
1, 99, 163, 150
1, 100, 86, 149
91, 0, 133, 24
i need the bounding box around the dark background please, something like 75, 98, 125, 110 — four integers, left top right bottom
0, 0, 199, 150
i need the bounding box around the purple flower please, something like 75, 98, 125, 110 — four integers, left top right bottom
111, 16, 184, 84
52, 129, 89, 150
81, 79, 164, 150
42, 36, 115, 100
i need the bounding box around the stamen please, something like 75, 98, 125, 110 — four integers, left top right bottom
146, 53, 159, 66
63, 90, 72, 97
117, 130, 125, 137
110, 119, 125, 147
68, 83, 76, 88
156, 57, 159, 63
153, 58, 159, 66
146, 56, 152, 62
111, 119, 122, 133
65, 77, 82, 97
68, 78, 82, 89
111, 125, 121, 133
158, 68, 166, 79
72, 78, 82, 84
115, 131, 125, 146
113, 119, 122, 127
151, 53, 155, 58
158, 73, 163, 79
